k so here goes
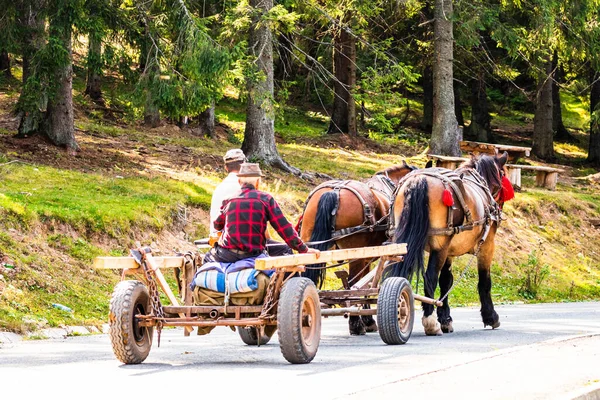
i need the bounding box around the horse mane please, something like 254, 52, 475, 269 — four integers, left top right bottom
459, 155, 502, 191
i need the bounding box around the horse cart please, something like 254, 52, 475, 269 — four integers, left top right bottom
94, 242, 440, 364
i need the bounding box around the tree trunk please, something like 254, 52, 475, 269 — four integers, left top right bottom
196, 104, 215, 138
143, 47, 160, 127
422, 64, 433, 133
454, 81, 464, 127
430, 0, 461, 156
328, 24, 357, 136
532, 59, 554, 160
0, 50, 11, 78
42, 18, 78, 151
144, 87, 160, 127
85, 32, 103, 104
17, 4, 46, 137
589, 69, 600, 165
552, 51, 571, 142
469, 74, 492, 142
242, 0, 285, 168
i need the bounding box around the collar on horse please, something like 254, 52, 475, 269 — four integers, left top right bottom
368, 174, 396, 203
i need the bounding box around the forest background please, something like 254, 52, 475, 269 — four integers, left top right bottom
0, 0, 600, 335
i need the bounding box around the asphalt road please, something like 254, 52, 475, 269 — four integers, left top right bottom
1, 302, 600, 399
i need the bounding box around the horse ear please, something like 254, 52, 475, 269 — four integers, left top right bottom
402, 160, 408, 167
498, 151, 508, 166
425, 160, 433, 169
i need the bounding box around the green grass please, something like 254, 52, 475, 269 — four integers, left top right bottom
560, 92, 589, 131
0, 161, 211, 237
0, 228, 119, 333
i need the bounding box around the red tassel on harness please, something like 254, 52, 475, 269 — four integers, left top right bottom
442, 189, 454, 207
501, 176, 515, 202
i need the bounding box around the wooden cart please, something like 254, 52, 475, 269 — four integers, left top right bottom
94, 243, 439, 364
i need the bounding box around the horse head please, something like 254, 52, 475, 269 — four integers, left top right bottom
464, 152, 509, 203
376, 160, 418, 185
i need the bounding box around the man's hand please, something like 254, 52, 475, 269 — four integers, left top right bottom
306, 248, 321, 259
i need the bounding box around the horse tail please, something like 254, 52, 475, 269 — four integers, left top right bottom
388, 177, 430, 280
302, 191, 338, 288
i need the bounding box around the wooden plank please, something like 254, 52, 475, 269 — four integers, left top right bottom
506, 164, 564, 173
460, 141, 531, 161
254, 243, 407, 271
427, 154, 469, 162
461, 140, 531, 155
427, 154, 469, 170
93, 256, 184, 270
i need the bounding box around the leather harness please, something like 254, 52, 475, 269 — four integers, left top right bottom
300, 176, 394, 241
388, 167, 501, 246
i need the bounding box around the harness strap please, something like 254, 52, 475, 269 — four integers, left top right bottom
389, 167, 501, 239
303, 180, 376, 228
406, 169, 474, 226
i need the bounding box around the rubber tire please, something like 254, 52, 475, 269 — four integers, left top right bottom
377, 277, 414, 345
277, 277, 321, 364
238, 325, 277, 345
109, 280, 153, 364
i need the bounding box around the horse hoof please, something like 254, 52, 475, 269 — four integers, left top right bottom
350, 329, 366, 336
349, 323, 366, 336
364, 322, 378, 333
484, 321, 500, 329
441, 321, 454, 333
422, 315, 443, 336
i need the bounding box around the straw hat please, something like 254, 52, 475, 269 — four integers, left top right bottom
237, 163, 264, 177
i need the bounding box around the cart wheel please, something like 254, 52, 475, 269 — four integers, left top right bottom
109, 280, 153, 364
277, 277, 321, 364
238, 325, 277, 346
377, 277, 414, 345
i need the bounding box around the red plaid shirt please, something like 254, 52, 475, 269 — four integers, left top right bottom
214, 183, 308, 254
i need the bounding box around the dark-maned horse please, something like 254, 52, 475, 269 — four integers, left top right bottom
388, 152, 512, 336
298, 161, 417, 335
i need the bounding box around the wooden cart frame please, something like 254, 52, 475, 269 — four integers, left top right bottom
95, 243, 440, 364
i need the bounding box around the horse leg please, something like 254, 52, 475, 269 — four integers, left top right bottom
422, 249, 446, 336
477, 241, 500, 329
437, 257, 454, 333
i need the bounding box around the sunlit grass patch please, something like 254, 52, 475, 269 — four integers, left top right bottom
561, 92, 589, 131
0, 162, 211, 236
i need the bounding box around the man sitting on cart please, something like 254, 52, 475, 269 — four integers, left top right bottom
204, 162, 320, 264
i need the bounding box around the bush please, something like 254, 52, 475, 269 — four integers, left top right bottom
518, 251, 550, 300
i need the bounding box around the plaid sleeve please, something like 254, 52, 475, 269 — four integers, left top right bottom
265, 195, 308, 253
214, 199, 228, 231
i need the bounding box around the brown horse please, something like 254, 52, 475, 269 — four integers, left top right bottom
387, 152, 512, 336
298, 161, 417, 335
